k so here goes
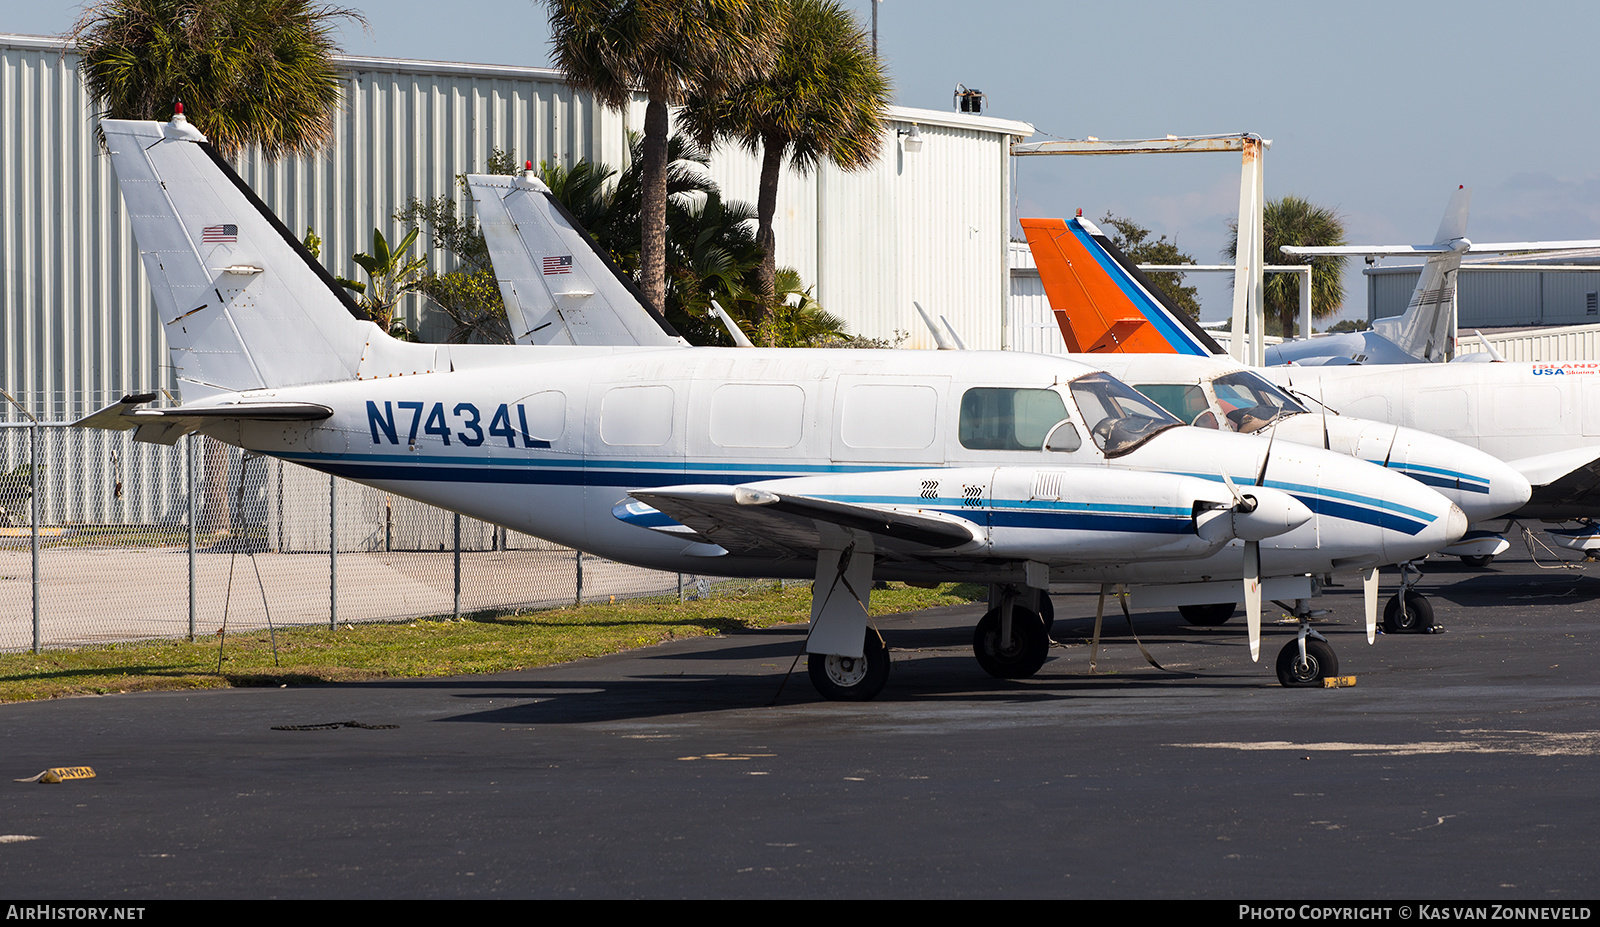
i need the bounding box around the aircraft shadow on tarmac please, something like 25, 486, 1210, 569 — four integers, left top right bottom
337, 612, 1297, 725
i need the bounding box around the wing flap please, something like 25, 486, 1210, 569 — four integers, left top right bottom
626, 485, 987, 558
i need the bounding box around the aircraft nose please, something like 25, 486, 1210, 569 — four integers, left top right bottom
1389, 429, 1531, 522
1480, 462, 1533, 523
1446, 502, 1468, 545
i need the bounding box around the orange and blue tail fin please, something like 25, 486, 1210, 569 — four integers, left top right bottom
1021, 215, 1222, 357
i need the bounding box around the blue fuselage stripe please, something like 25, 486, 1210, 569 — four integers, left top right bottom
275, 451, 1433, 536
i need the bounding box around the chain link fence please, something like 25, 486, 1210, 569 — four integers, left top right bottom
0, 422, 752, 652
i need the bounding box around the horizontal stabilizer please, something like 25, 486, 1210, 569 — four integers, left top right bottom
74, 396, 332, 445
1286, 239, 1600, 256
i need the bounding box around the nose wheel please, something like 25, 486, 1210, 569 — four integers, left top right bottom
1383, 562, 1436, 633
1275, 632, 1338, 687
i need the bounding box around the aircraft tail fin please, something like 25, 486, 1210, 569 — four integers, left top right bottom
1370, 187, 1473, 362
467, 169, 686, 347
102, 118, 430, 402
1020, 216, 1222, 357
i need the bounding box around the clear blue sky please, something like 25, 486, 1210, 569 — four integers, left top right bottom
15, 1, 1600, 324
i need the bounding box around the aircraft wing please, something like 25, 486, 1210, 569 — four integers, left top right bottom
1509, 445, 1600, 519
624, 485, 987, 559
73, 394, 333, 445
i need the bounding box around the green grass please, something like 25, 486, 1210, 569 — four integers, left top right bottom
0, 581, 985, 702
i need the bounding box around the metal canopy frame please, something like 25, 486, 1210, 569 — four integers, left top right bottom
1013, 134, 1269, 364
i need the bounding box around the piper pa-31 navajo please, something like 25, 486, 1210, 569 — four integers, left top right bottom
76, 115, 1465, 700
465, 161, 1471, 682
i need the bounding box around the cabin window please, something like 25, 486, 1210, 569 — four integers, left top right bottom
710, 384, 804, 448
839, 384, 938, 449
601, 385, 674, 446
958, 387, 1071, 450
522, 390, 566, 442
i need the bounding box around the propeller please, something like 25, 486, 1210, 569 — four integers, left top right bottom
1206, 431, 1308, 663
1363, 567, 1379, 644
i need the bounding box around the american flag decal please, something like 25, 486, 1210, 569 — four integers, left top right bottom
543, 255, 573, 275
202, 224, 238, 243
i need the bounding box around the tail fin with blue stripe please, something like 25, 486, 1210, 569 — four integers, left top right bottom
1021, 215, 1222, 357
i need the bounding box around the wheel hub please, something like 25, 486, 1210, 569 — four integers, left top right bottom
824, 654, 867, 687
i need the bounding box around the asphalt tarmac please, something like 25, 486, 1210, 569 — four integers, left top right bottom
2, 536, 1598, 899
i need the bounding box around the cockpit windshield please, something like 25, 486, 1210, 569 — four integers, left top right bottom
1211, 371, 1308, 434
1068, 372, 1183, 456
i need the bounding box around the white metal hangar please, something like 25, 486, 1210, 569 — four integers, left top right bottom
0, 33, 1033, 423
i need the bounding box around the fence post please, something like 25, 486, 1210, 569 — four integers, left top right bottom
31, 419, 40, 654
575, 549, 583, 607
329, 473, 338, 630
187, 433, 196, 641
453, 512, 462, 620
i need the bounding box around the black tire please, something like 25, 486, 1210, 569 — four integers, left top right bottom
1461, 555, 1494, 569
1276, 638, 1338, 687
808, 629, 890, 701
973, 607, 1050, 680
1383, 591, 1434, 633
1037, 593, 1055, 634
1179, 602, 1237, 626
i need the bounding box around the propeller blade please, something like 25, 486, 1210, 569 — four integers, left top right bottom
1364, 567, 1379, 644
1255, 425, 1277, 487
1245, 540, 1262, 662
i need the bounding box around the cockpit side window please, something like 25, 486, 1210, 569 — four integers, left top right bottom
1212, 371, 1308, 433
1068, 372, 1183, 456
958, 387, 1072, 451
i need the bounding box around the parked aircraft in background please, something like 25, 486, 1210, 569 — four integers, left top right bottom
75, 116, 1466, 700
1272, 187, 1600, 366
1024, 210, 1600, 567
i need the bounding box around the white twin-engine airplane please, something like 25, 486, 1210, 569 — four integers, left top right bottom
78, 116, 1465, 701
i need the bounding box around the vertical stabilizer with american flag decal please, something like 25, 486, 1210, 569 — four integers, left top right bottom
467, 167, 687, 348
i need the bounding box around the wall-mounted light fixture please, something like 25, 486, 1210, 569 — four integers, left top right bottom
898, 124, 923, 153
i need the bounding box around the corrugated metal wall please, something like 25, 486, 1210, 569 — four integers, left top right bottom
1456, 322, 1600, 362
2, 35, 1030, 422
1371, 266, 1600, 329
708, 108, 1028, 350
1, 37, 632, 423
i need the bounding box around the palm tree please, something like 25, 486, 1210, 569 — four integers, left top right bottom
678, 0, 890, 336
544, 0, 783, 316
71, 0, 363, 158
1226, 195, 1348, 337
71, 0, 360, 535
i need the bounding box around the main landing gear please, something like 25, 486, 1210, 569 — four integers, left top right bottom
1178, 601, 1237, 626
1382, 561, 1436, 634
972, 584, 1054, 680
808, 628, 891, 701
